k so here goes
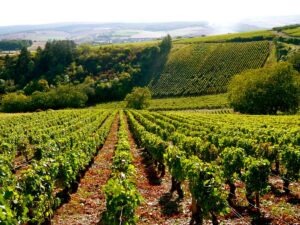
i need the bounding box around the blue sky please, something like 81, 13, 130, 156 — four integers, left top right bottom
0, 0, 299, 26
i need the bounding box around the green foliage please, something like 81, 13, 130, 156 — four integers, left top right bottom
0, 40, 32, 51
24, 79, 50, 95
175, 30, 275, 44
164, 145, 188, 182
0, 109, 116, 224
281, 26, 300, 37
228, 62, 300, 114
1, 84, 89, 112
281, 146, 300, 182
151, 41, 270, 97
1, 92, 31, 112
159, 34, 172, 53
221, 147, 245, 181
244, 157, 270, 195
103, 177, 142, 225
0, 194, 18, 225
289, 51, 300, 72
125, 87, 151, 109
186, 157, 228, 217
149, 94, 229, 110
103, 111, 142, 225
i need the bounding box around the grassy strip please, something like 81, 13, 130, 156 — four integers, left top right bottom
149, 94, 229, 110
95, 94, 229, 111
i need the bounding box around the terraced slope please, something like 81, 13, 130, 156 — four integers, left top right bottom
150, 41, 270, 97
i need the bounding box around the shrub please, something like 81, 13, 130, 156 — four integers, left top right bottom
1, 93, 31, 112
125, 87, 151, 109
228, 62, 300, 114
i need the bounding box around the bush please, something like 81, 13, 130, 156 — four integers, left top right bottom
1, 93, 31, 112
125, 87, 151, 109
228, 62, 300, 114
1, 85, 89, 112
289, 51, 300, 72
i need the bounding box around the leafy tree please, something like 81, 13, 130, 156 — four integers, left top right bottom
125, 87, 151, 109
160, 34, 172, 53
0, 40, 32, 51
1, 55, 15, 80
24, 79, 49, 95
36, 40, 76, 80
15, 47, 33, 85
1, 93, 31, 112
228, 62, 300, 114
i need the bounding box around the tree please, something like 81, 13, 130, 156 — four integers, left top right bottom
125, 87, 151, 109
1, 93, 31, 112
16, 47, 32, 85
228, 62, 300, 114
160, 34, 172, 53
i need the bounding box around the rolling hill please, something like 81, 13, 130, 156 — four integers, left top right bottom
149, 41, 270, 97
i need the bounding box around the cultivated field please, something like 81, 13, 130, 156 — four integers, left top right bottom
1, 109, 299, 224
150, 41, 270, 97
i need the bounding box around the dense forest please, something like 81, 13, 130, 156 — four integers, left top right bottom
0, 40, 32, 51
0, 36, 171, 111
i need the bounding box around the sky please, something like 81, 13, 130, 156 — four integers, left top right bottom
0, 0, 299, 26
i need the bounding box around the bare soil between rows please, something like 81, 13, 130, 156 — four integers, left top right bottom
51, 115, 119, 225
124, 115, 300, 225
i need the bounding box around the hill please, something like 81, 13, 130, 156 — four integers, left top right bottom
150, 41, 270, 97
0, 25, 299, 112
0, 15, 299, 45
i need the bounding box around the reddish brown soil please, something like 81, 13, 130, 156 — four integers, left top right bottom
124, 116, 192, 225
51, 115, 119, 225
124, 115, 300, 225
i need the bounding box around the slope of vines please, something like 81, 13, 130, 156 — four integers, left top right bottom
0, 109, 116, 224
126, 110, 300, 224
150, 41, 270, 97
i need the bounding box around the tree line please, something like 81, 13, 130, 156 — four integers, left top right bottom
0, 36, 172, 112
0, 40, 32, 51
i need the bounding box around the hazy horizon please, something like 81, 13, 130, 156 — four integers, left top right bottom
1, 0, 299, 27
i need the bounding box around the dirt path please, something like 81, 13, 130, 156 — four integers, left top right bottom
124, 116, 191, 225
272, 30, 292, 38
51, 115, 119, 225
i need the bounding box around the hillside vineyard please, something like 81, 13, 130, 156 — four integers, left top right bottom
150, 41, 270, 97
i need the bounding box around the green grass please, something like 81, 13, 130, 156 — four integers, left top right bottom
95, 101, 126, 109
283, 26, 300, 37
95, 94, 229, 111
150, 41, 270, 97
149, 94, 229, 110
175, 30, 275, 44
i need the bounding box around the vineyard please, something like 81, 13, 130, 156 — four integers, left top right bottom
150, 41, 270, 97
1, 109, 299, 224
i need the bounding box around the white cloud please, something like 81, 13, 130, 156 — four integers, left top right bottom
0, 0, 299, 26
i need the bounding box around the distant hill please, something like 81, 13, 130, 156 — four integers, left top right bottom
0, 23, 299, 111
0, 15, 299, 45
149, 41, 270, 97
